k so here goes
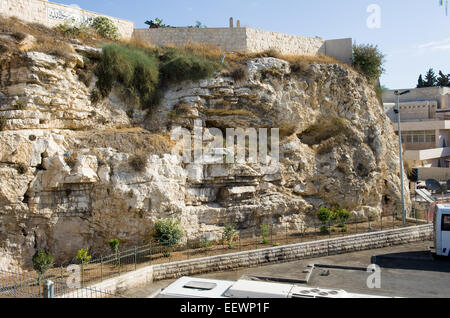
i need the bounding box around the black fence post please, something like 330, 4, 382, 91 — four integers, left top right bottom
118, 251, 121, 276
80, 263, 84, 288
100, 256, 103, 281
134, 247, 137, 271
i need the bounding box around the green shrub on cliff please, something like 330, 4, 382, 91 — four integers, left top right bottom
353, 44, 385, 84
94, 44, 222, 111
91, 16, 119, 41
95, 44, 160, 109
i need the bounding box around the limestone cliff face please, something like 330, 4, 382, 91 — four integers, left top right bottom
0, 48, 410, 269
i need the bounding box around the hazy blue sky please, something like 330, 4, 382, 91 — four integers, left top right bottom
57, 0, 449, 89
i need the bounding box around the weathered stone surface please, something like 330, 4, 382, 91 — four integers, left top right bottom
0, 49, 410, 270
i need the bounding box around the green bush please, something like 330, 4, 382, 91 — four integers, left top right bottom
259, 224, 269, 244
92, 16, 119, 41
95, 44, 160, 109
108, 238, 120, 254
335, 208, 350, 227
317, 207, 333, 224
94, 44, 222, 111
159, 53, 220, 85
200, 238, 213, 249
32, 249, 54, 284
223, 224, 238, 249
353, 44, 385, 84
56, 18, 90, 38
153, 218, 183, 248
320, 225, 330, 235
75, 248, 91, 266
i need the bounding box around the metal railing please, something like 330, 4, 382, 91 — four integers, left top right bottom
0, 269, 122, 298
1, 201, 432, 298
49, 206, 431, 289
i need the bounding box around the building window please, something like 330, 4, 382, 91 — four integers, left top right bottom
401, 131, 435, 144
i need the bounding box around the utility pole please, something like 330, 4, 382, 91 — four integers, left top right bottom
394, 90, 410, 227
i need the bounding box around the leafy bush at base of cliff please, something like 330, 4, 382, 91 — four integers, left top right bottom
153, 218, 183, 248
32, 249, 54, 283
94, 43, 222, 111
353, 44, 385, 84
95, 44, 160, 110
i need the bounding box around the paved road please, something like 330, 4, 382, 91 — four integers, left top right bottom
124, 240, 450, 298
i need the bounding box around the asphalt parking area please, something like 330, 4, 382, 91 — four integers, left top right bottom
124, 241, 450, 298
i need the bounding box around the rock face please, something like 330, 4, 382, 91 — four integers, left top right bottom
0, 49, 410, 270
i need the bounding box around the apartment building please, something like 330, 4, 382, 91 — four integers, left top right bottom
383, 87, 450, 170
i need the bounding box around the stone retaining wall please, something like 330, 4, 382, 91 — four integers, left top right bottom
0, 0, 134, 39
152, 224, 432, 281
85, 225, 432, 296
133, 27, 353, 64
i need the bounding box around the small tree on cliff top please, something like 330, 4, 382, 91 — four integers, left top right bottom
353, 44, 385, 84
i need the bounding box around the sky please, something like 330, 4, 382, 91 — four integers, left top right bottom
56, 0, 449, 89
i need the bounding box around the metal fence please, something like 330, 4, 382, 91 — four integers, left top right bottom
0, 269, 121, 298
47, 208, 432, 288
1, 205, 432, 298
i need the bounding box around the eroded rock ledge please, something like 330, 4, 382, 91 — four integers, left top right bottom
0, 49, 410, 269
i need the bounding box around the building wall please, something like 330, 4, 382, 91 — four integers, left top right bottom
133, 27, 353, 64
384, 101, 437, 122
417, 167, 450, 181
133, 27, 249, 52
383, 87, 450, 109
244, 28, 326, 55
0, 0, 135, 39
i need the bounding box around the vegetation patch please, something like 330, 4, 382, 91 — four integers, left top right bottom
94, 43, 222, 111
129, 152, 147, 172
95, 44, 159, 109
153, 218, 183, 250
352, 43, 385, 84
16, 163, 28, 175
228, 64, 249, 82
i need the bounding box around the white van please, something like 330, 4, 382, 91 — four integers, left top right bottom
434, 204, 450, 257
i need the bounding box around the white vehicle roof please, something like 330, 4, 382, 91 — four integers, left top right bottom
158, 277, 392, 298
158, 276, 234, 298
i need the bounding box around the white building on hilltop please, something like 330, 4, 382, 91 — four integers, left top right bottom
383, 87, 450, 177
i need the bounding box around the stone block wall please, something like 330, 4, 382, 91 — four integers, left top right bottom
133, 27, 353, 64
83, 225, 433, 297
244, 28, 325, 55
0, 0, 135, 39
151, 224, 432, 281
133, 27, 249, 52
